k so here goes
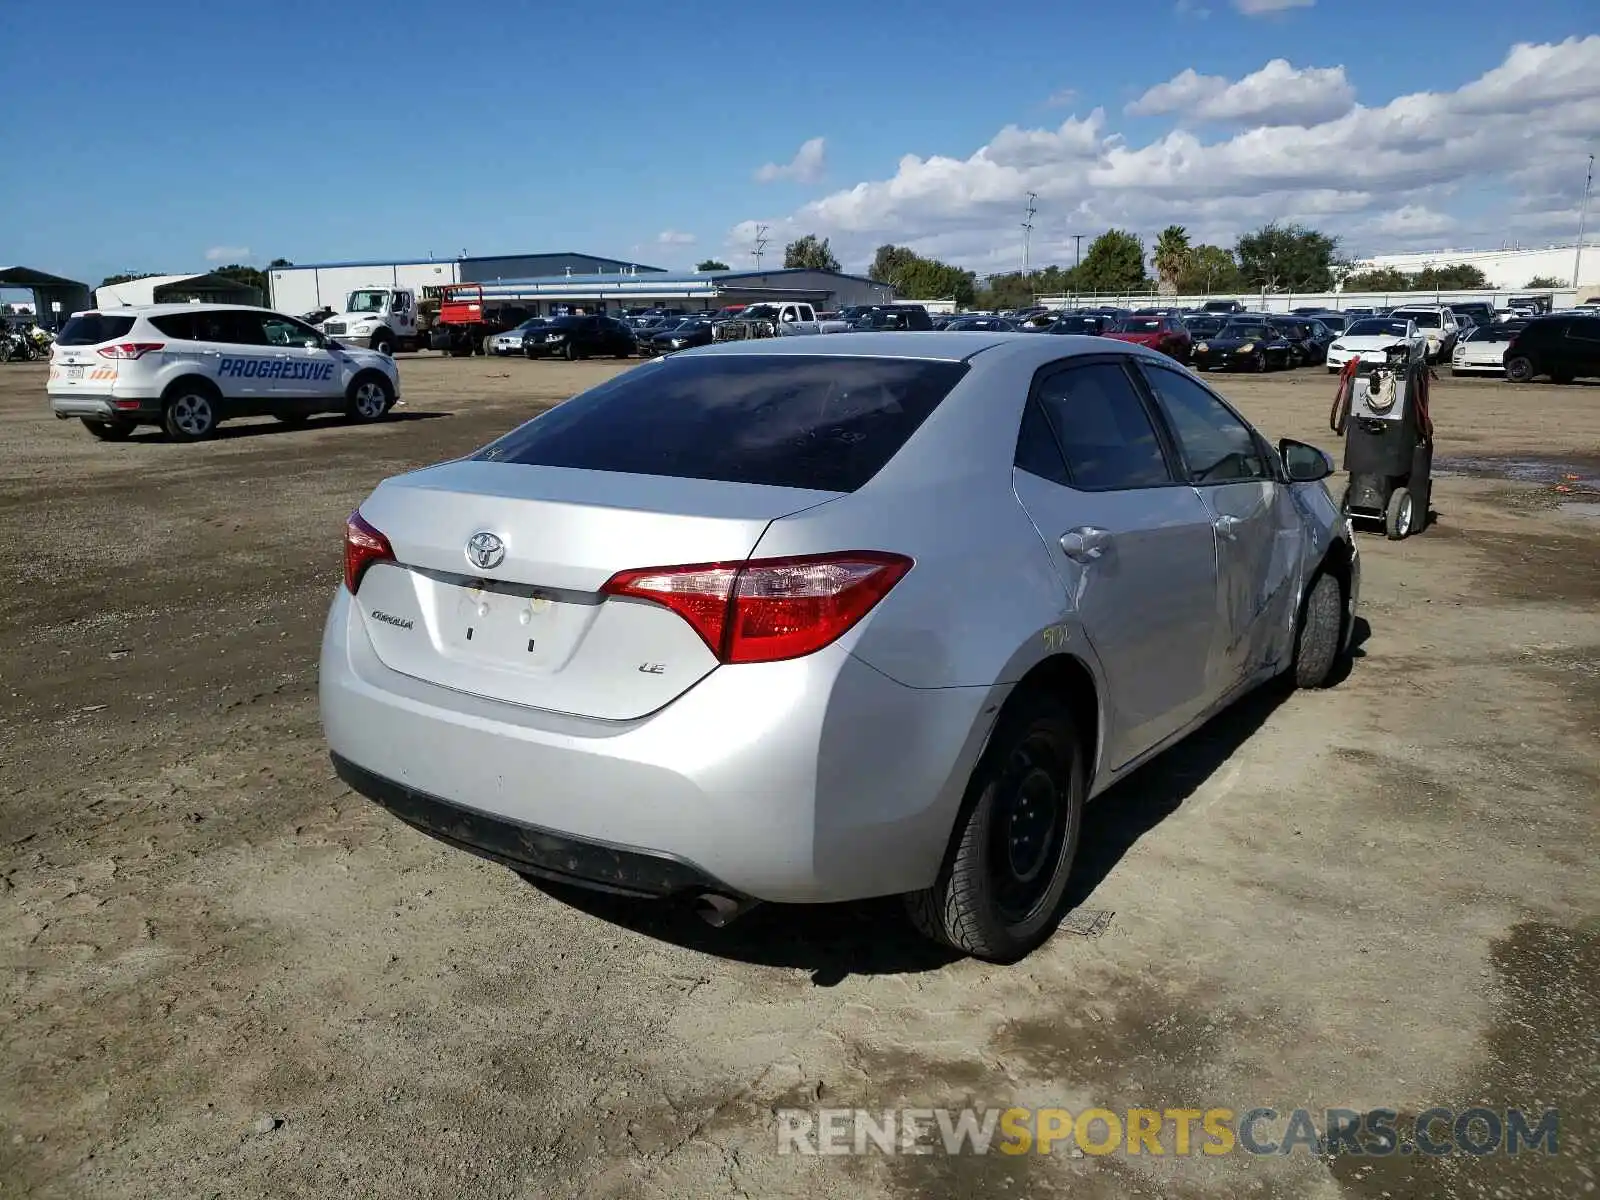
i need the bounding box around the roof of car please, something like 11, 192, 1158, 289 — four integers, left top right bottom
677, 331, 1169, 366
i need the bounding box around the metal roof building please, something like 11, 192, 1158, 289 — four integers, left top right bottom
0, 266, 93, 329
95, 272, 262, 309
267, 251, 669, 315
461, 267, 897, 313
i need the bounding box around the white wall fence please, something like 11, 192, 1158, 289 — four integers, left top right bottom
1032, 286, 1587, 314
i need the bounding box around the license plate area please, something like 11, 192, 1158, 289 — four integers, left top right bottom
65, 365, 84, 379
439, 577, 594, 673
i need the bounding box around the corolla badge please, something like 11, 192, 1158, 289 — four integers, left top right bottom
465, 531, 506, 571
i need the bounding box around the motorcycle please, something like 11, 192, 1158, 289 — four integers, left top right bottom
0, 326, 40, 362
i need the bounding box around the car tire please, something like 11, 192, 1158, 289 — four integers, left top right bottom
905, 694, 1084, 963
81, 417, 133, 441
345, 373, 395, 422
369, 330, 394, 357
1255, 354, 1268, 373
1385, 488, 1415, 540
1291, 571, 1344, 689
563, 341, 580, 362
162, 386, 219, 441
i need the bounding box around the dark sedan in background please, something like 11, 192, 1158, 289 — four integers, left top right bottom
641, 316, 717, 356
945, 315, 1018, 332
1191, 318, 1295, 371
1043, 313, 1113, 335
523, 315, 636, 360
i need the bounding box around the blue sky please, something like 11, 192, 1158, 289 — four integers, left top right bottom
1, 0, 1596, 286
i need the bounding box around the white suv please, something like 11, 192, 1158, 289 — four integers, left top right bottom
47, 304, 402, 442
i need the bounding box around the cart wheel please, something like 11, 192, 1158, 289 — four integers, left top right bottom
1385, 488, 1414, 540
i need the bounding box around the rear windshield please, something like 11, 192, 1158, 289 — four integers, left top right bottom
1393, 310, 1441, 328
1117, 318, 1164, 332
1465, 323, 1521, 342
57, 314, 136, 346
475, 355, 969, 492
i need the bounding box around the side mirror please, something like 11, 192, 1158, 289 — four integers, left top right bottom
1280, 438, 1335, 483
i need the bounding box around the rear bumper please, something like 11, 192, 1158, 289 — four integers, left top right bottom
319, 587, 995, 903
48, 392, 160, 420
331, 753, 733, 897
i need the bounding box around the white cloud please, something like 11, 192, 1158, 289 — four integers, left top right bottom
656, 229, 696, 245
1045, 87, 1077, 107
205, 245, 250, 262
1174, 0, 1212, 16
755, 137, 827, 184
1128, 60, 1355, 126
1233, 0, 1313, 14
735, 36, 1600, 268
1360, 205, 1458, 240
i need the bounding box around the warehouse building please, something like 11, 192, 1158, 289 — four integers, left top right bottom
460, 267, 897, 315
95, 272, 262, 308
267, 251, 667, 316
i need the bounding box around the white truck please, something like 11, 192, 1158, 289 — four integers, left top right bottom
711, 301, 851, 341
318, 288, 430, 355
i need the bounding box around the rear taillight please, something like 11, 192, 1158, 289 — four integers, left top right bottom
96, 342, 164, 360
602, 551, 912, 664
344, 511, 395, 594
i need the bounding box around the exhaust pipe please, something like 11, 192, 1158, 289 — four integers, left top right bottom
693, 892, 760, 928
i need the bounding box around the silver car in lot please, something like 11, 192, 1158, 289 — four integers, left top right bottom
321, 334, 1358, 961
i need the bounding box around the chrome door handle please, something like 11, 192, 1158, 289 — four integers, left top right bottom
1060, 526, 1112, 563
1213, 514, 1240, 540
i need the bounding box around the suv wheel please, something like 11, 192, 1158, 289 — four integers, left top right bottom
163, 388, 219, 441
1504, 355, 1536, 383
346, 375, 394, 422
906, 694, 1083, 962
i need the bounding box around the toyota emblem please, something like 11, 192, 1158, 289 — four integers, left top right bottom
465, 531, 506, 571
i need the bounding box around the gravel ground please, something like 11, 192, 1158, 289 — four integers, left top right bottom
1, 353, 1595, 1199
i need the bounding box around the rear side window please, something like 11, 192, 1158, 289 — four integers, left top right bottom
1031, 361, 1173, 490
149, 313, 197, 339
57, 314, 136, 345
476, 355, 969, 492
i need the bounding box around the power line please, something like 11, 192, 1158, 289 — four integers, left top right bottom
752, 224, 770, 270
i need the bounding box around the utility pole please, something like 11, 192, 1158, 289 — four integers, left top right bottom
1071, 233, 1084, 271
1021, 193, 1037, 281
1574, 153, 1594, 288
752, 224, 770, 270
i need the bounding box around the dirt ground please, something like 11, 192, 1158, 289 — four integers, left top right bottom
2, 351, 1595, 1199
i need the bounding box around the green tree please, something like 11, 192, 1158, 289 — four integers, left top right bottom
1415, 263, 1488, 289
1153, 225, 1191, 294
1175, 244, 1243, 294
1077, 229, 1148, 293
695, 259, 730, 271
973, 272, 1035, 311
1343, 266, 1413, 291
1524, 275, 1566, 289
783, 234, 840, 272
268, 257, 293, 269
1236, 222, 1339, 291
865, 244, 976, 306
868, 244, 918, 285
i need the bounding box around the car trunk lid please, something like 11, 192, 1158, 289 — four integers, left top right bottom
351, 460, 838, 719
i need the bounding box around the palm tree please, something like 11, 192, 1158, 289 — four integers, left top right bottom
1153, 226, 1191, 296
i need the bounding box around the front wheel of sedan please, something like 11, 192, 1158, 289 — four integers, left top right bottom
906, 695, 1084, 962
1291, 571, 1343, 689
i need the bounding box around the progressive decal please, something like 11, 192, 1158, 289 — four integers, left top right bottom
218, 358, 335, 381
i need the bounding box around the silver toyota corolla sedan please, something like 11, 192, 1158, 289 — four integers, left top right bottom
321, 333, 1358, 961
